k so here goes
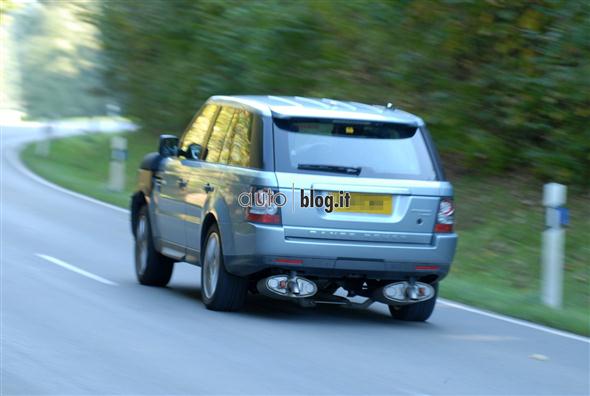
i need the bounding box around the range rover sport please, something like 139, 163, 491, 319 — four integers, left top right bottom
130, 95, 457, 321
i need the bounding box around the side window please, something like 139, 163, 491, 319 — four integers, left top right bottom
181, 104, 218, 156
219, 113, 238, 164
205, 106, 235, 163
228, 110, 253, 168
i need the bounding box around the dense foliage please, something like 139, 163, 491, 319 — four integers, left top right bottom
1, 0, 17, 21
11, 2, 106, 118
94, 1, 589, 185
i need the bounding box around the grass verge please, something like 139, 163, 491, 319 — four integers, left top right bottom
21, 132, 590, 335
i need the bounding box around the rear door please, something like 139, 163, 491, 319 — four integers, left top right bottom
272, 118, 449, 244
183, 106, 236, 255
154, 104, 219, 251
174, 104, 220, 257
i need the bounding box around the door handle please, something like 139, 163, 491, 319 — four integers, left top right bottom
178, 178, 188, 189
203, 183, 214, 193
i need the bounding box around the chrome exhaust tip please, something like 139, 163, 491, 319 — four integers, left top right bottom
378, 281, 435, 304
257, 273, 317, 299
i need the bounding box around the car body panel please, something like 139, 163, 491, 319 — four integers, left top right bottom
153, 157, 186, 249
134, 95, 457, 283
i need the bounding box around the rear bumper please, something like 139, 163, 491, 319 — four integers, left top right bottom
224, 223, 457, 279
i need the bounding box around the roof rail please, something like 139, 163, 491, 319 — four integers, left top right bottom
268, 96, 302, 107
349, 101, 383, 114
320, 98, 356, 110
294, 96, 331, 109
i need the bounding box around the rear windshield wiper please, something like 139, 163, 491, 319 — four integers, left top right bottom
297, 164, 362, 176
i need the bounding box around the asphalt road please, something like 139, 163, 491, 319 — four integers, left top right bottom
1, 124, 589, 395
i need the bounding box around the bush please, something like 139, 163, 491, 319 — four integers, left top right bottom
94, 0, 590, 186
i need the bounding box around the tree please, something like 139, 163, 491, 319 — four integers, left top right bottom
12, 2, 107, 118
94, 0, 590, 185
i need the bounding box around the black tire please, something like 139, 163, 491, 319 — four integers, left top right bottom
388, 283, 438, 322
134, 205, 174, 286
200, 224, 248, 311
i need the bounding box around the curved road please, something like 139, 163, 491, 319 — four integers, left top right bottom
1, 124, 589, 395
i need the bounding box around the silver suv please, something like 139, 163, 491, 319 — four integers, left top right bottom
131, 96, 457, 321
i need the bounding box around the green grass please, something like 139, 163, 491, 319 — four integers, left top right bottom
21, 132, 590, 335
22, 131, 150, 208
444, 176, 590, 335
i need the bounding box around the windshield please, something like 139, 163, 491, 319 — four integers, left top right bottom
273, 118, 437, 180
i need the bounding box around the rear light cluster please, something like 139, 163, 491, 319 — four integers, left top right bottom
245, 187, 283, 225
434, 198, 454, 233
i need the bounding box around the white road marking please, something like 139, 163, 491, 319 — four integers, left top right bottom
36, 254, 118, 286
446, 334, 519, 342
529, 353, 550, 361
439, 298, 589, 343
8, 129, 589, 343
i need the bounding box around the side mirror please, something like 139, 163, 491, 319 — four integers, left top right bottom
158, 134, 179, 157
186, 143, 205, 160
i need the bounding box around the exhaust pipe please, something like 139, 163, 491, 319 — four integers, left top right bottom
257, 272, 317, 299
376, 281, 435, 304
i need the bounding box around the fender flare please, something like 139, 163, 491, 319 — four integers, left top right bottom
201, 195, 237, 257
131, 152, 163, 236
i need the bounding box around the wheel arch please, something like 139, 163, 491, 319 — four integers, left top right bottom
130, 191, 147, 237
200, 212, 218, 254
200, 201, 236, 259
131, 151, 162, 238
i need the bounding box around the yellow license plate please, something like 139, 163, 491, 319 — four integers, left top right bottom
332, 193, 393, 215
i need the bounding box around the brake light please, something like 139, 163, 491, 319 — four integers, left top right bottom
244, 187, 283, 225
416, 265, 440, 271
435, 198, 454, 233
273, 258, 303, 264
246, 212, 281, 224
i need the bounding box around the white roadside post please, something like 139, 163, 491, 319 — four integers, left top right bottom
108, 136, 127, 192
35, 121, 53, 157
541, 183, 568, 309
106, 103, 121, 117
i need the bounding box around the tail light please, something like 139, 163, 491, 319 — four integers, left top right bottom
435, 198, 454, 233
244, 187, 283, 225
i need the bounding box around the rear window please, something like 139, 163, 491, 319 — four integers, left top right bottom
273, 118, 436, 180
